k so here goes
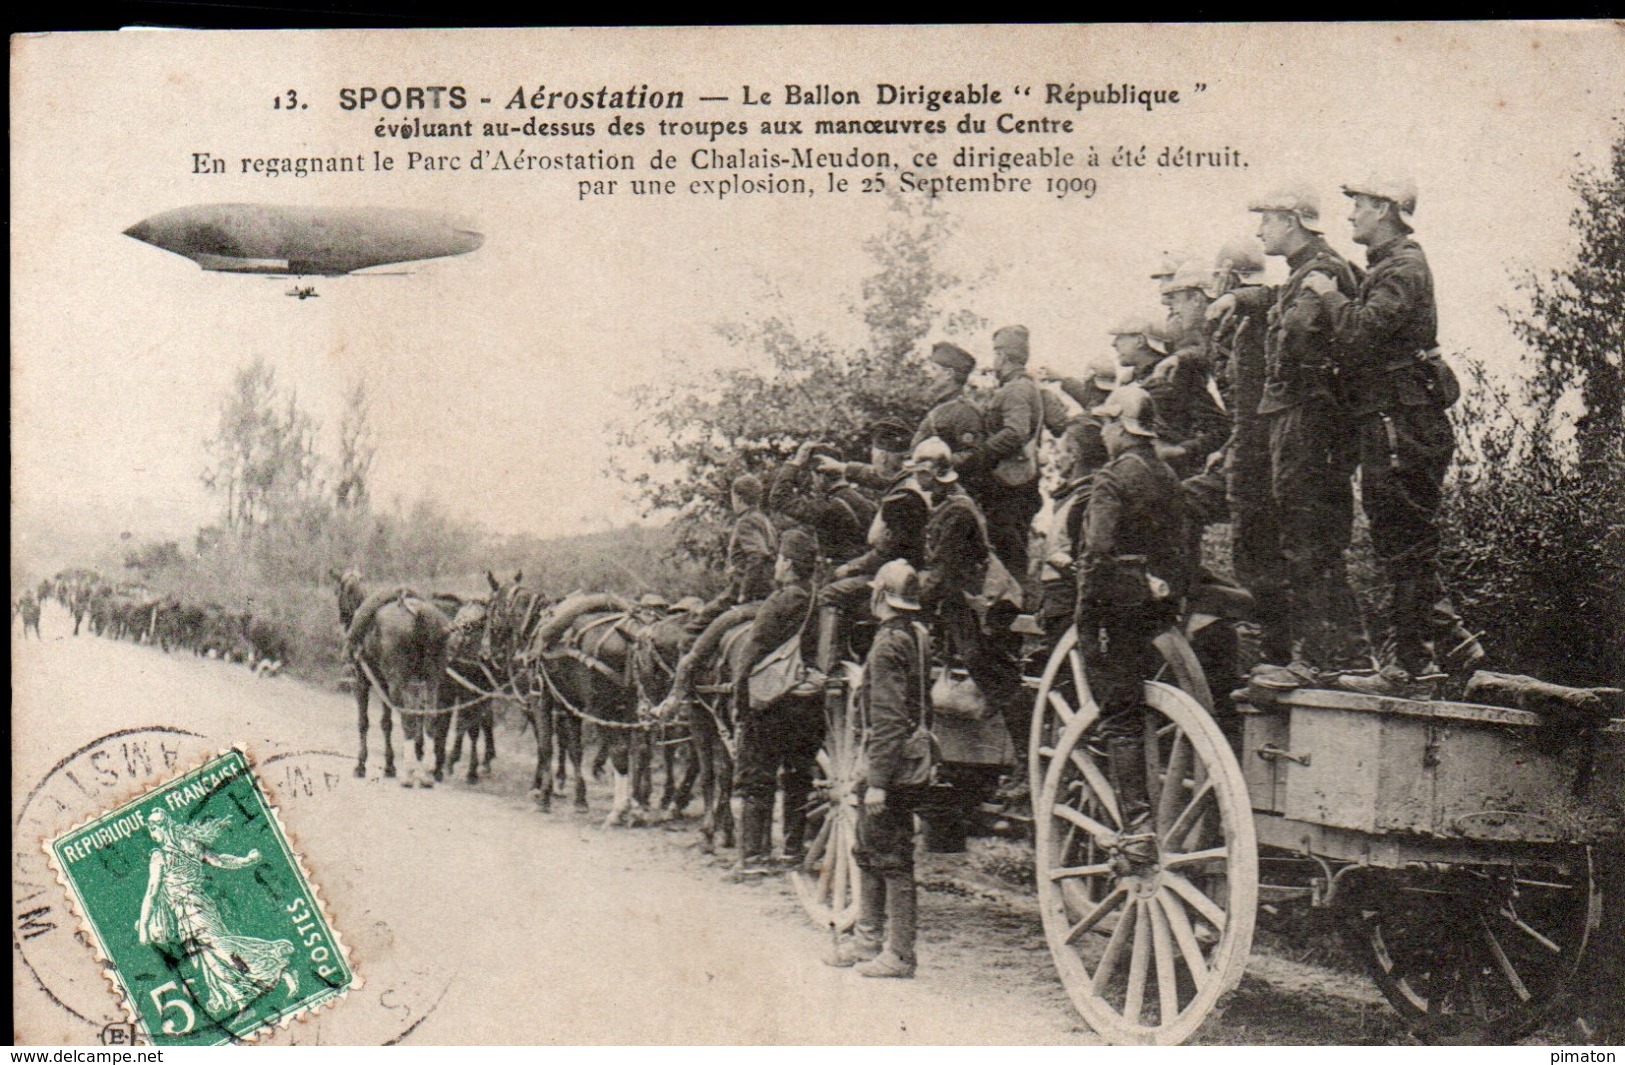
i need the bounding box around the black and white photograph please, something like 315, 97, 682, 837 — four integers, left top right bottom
11, 23, 1623, 1047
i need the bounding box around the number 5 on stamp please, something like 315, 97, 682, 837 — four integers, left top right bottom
46, 749, 357, 1046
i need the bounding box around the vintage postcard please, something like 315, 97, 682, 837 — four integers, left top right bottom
12, 23, 1622, 1047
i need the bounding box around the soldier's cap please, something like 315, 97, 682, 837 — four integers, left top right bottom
1150, 250, 1198, 281
1247, 185, 1323, 233
992, 325, 1031, 363
1091, 385, 1159, 437
929, 341, 976, 374
778, 527, 819, 568
1107, 315, 1169, 354
869, 418, 913, 453
730, 473, 764, 503
906, 436, 958, 482
870, 558, 923, 611
1342, 174, 1418, 218
1213, 237, 1267, 279
1160, 263, 1218, 299
673, 595, 706, 613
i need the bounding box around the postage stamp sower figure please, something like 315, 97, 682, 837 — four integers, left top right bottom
46, 749, 356, 1046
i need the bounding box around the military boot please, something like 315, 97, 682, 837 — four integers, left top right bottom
857, 874, 916, 978
735, 799, 774, 877
825, 869, 886, 967
1251, 586, 1293, 673
1106, 735, 1158, 872
1249, 586, 1322, 690
779, 793, 809, 866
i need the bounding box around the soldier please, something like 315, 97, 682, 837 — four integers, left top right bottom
685, 473, 777, 634
825, 558, 929, 978
1075, 385, 1189, 868
1032, 355, 1119, 635
971, 325, 1046, 580
1212, 238, 1292, 666
733, 528, 824, 873
1209, 186, 1366, 689
1152, 266, 1232, 481
1306, 176, 1461, 696
913, 341, 987, 498
810, 425, 933, 673
914, 437, 1027, 759
768, 441, 876, 569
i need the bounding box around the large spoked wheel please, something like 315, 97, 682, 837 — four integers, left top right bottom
1036, 680, 1258, 1045
793, 662, 865, 933
1031, 625, 1215, 803
1351, 851, 1602, 1044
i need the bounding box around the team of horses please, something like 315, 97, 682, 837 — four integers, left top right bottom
331, 569, 763, 840
32, 570, 291, 673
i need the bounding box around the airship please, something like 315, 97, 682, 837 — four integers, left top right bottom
123, 204, 484, 279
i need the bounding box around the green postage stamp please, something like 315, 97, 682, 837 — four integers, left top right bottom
46, 749, 356, 1046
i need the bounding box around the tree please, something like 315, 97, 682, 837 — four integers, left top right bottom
334, 378, 377, 513
202, 357, 321, 532
1504, 119, 1625, 466
613, 197, 987, 559
1438, 119, 1625, 688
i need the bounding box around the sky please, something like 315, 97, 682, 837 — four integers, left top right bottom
11, 23, 1622, 558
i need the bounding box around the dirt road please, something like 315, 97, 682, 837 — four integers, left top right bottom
9, 602, 1421, 1044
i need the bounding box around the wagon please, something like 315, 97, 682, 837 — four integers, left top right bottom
796, 623, 1624, 1045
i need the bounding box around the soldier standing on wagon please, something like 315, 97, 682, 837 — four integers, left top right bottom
825, 558, 929, 978
1209, 186, 1367, 690
1305, 176, 1467, 696
1211, 238, 1293, 667
1075, 385, 1190, 868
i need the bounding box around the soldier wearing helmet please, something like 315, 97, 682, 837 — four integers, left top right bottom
1303, 175, 1462, 696
808, 432, 937, 677
1210, 237, 1292, 666
914, 435, 1027, 760
1107, 312, 1227, 480
1075, 385, 1190, 871
824, 558, 928, 978
1208, 185, 1367, 689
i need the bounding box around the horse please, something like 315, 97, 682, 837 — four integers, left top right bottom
444, 594, 501, 784
651, 605, 758, 853
330, 569, 456, 787
629, 605, 722, 823
520, 592, 661, 825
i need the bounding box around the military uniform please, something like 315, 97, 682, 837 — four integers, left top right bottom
1236, 233, 1367, 671
1217, 284, 1291, 664
974, 356, 1045, 580
1075, 409, 1187, 851
921, 486, 1025, 753
726, 506, 777, 602
814, 470, 932, 669
768, 461, 876, 566
733, 540, 824, 867
1316, 234, 1454, 675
